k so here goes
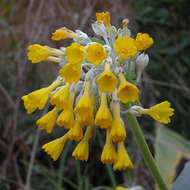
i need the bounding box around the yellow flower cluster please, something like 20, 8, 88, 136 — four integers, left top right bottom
22, 11, 174, 171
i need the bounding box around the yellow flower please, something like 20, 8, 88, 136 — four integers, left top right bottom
36, 108, 59, 134
97, 62, 117, 92
115, 187, 126, 190
110, 101, 126, 142
114, 36, 137, 59
72, 140, 89, 161
59, 63, 81, 84
22, 80, 61, 114
140, 101, 174, 124
96, 11, 110, 25
21, 95, 38, 114
50, 83, 70, 110
56, 89, 75, 129
65, 43, 85, 65
68, 116, 83, 141
95, 93, 112, 129
51, 27, 77, 41
78, 112, 94, 126
117, 73, 139, 103
27, 44, 62, 63
56, 109, 74, 129
86, 43, 107, 66
135, 33, 153, 51
72, 127, 94, 161
74, 81, 94, 126
42, 133, 68, 161
113, 142, 133, 171
101, 129, 117, 164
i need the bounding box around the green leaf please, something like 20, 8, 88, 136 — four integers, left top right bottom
154, 124, 190, 189
90, 37, 105, 45
170, 161, 190, 190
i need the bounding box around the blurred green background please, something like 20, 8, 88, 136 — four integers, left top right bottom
0, 0, 190, 189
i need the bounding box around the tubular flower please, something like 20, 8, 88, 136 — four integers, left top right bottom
68, 116, 83, 141
110, 101, 126, 142
59, 63, 81, 84
50, 83, 70, 110
27, 44, 62, 63
113, 141, 133, 171
97, 62, 117, 92
95, 93, 112, 129
22, 80, 61, 114
36, 108, 59, 134
117, 73, 139, 103
56, 109, 74, 129
101, 129, 117, 164
135, 33, 153, 51
114, 36, 137, 59
86, 43, 107, 66
96, 11, 110, 25
51, 27, 77, 41
42, 133, 68, 161
140, 101, 174, 124
65, 42, 85, 64
23, 12, 174, 168
74, 81, 94, 126
72, 127, 95, 161
56, 89, 75, 129
72, 140, 89, 161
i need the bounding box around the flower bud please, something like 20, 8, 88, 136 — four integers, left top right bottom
74, 30, 91, 45
92, 23, 107, 37
136, 53, 149, 70
128, 105, 143, 116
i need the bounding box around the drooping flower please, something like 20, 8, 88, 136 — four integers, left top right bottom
101, 129, 117, 164
68, 116, 83, 141
72, 140, 89, 161
97, 62, 117, 92
113, 141, 133, 171
96, 11, 110, 25
27, 44, 62, 63
36, 108, 59, 134
117, 72, 139, 103
74, 80, 94, 126
22, 80, 61, 114
110, 101, 126, 142
95, 93, 112, 129
59, 63, 81, 84
56, 89, 75, 129
114, 36, 137, 59
86, 43, 107, 66
42, 133, 68, 161
65, 42, 85, 65
50, 83, 70, 110
51, 27, 77, 41
135, 33, 153, 51
140, 101, 174, 124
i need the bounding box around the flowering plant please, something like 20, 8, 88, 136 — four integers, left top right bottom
22, 11, 174, 189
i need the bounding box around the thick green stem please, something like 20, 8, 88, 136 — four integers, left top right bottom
125, 105, 168, 190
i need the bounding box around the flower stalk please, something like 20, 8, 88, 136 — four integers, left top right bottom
125, 103, 168, 190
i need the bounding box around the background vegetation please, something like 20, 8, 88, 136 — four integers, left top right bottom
0, 0, 189, 189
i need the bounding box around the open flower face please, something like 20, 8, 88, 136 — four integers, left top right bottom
86, 43, 107, 66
